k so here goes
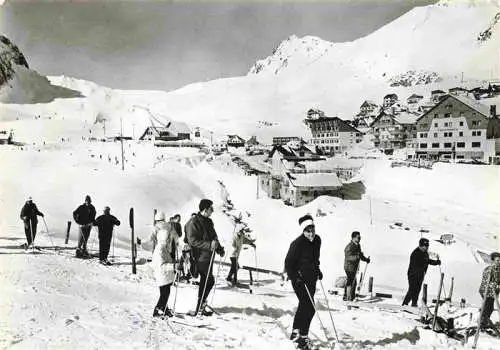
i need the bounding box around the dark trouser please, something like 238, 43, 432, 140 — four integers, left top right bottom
77, 225, 92, 251
227, 257, 238, 283
344, 270, 357, 301
403, 274, 424, 306
23, 219, 37, 245
154, 284, 172, 313
292, 279, 317, 336
481, 297, 495, 327
196, 262, 214, 312
98, 233, 112, 261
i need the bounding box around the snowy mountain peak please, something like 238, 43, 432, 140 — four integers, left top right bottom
248, 35, 334, 76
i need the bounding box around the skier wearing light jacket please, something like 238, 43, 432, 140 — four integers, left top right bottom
226, 229, 256, 285
284, 214, 322, 350
343, 231, 370, 301
150, 211, 178, 318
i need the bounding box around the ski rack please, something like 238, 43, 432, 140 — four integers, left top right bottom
216, 260, 284, 285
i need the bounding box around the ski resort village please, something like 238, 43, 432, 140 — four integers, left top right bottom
1, 1, 500, 350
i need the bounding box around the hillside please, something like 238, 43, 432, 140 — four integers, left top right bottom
1, 1, 498, 143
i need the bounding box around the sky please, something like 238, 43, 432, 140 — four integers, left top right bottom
0, 0, 437, 92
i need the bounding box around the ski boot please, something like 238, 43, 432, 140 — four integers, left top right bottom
290, 329, 299, 342
296, 336, 312, 350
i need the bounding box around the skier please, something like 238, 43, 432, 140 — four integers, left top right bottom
479, 252, 500, 329
150, 211, 179, 318
170, 214, 182, 238
94, 206, 120, 265
343, 231, 370, 301
180, 213, 198, 283
19, 196, 44, 248
284, 214, 323, 350
185, 199, 225, 316
226, 229, 256, 286
73, 195, 97, 258
402, 238, 441, 307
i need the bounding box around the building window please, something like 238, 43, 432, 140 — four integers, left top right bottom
477, 131, 482, 136
456, 142, 465, 148
459, 121, 464, 126
472, 120, 480, 127
459, 112, 464, 117
472, 142, 481, 148
434, 113, 438, 118
446, 104, 452, 109
434, 133, 438, 138
434, 123, 438, 127
444, 143, 452, 148
459, 132, 463, 137
432, 143, 439, 148
419, 143, 427, 149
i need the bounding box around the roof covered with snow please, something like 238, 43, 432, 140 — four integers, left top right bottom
394, 112, 420, 125
288, 172, 341, 188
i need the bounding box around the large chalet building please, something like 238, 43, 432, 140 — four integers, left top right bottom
414, 94, 500, 163
304, 114, 363, 154
371, 111, 418, 153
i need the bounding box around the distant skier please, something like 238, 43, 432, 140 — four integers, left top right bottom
226, 229, 256, 286
479, 252, 500, 329
284, 214, 323, 350
185, 199, 225, 316
20, 196, 44, 248
150, 211, 179, 318
73, 195, 97, 258
402, 238, 441, 307
94, 206, 120, 265
170, 214, 182, 238
343, 231, 370, 301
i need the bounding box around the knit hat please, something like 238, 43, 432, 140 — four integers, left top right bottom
199, 199, 213, 212
490, 252, 500, 260
27, 196, 32, 201
419, 238, 430, 247
298, 214, 314, 232
155, 211, 166, 222
85, 195, 91, 203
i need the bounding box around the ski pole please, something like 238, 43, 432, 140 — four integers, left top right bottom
196, 248, 217, 317
303, 282, 332, 347
358, 258, 370, 293
42, 217, 57, 251
473, 268, 493, 348
171, 270, 180, 316
319, 280, 340, 343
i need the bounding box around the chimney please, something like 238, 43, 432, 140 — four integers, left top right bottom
491, 105, 497, 118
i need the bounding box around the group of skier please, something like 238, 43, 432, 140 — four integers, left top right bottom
18, 196, 500, 350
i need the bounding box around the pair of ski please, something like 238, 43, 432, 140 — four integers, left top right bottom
165, 305, 220, 329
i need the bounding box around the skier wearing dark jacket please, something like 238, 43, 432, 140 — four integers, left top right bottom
402, 238, 441, 306
344, 231, 370, 301
20, 196, 44, 247
284, 214, 322, 350
478, 252, 500, 328
185, 199, 225, 316
73, 195, 97, 258
94, 206, 120, 265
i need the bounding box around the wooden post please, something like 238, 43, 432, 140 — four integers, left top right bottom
422, 284, 428, 305
368, 277, 374, 296
249, 270, 253, 285
448, 277, 454, 302
432, 273, 444, 331
120, 118, 125, 171
129, 207, 136, 274
65, 221, 71, 244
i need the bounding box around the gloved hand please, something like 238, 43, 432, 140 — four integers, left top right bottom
210, 240, 220, 251
136, 237, 142, 245
40, 213, 44, 218
366, 257, 371, 264
220, 247, 225, 257
436, 259, 441, 265
318, 270, 323, 280
250, 243, 256, 249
